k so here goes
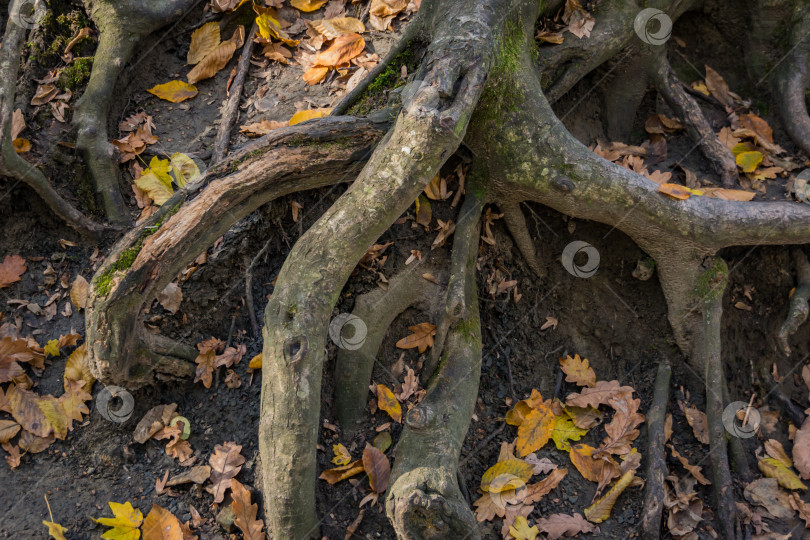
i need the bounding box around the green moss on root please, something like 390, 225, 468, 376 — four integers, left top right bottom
348, 47, 420, 116
695, 258, 729, 301
57, 57, 93, 90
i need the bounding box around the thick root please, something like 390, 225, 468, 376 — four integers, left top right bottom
0, 11, 104, 237
386, 177, 484, 540
85, 116, 389, 387
640, 361, 671, 540
75, 0, 197, 224
334, 253, 444, 433
499, 201, 545, 278
777, 248, 810, 356
772, 1, 810, 157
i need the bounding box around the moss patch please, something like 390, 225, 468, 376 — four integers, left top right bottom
348, 46, 420, 116
57, 57, 93, 90
695, 257, 729, 301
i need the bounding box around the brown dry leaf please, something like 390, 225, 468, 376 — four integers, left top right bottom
541, 316, 558, 331
431, 219, 455, 248
794, 417, 810, 480
0, 255, 26, 288
397, 367, 418, 401
141, 504, 183, 540
704, 65, 733, 106
594, 394, 644, 457
645, 114, 683, 134
523, 467, 568, 504
7, 384, 68, 439
566, 380, 634, 409
668, 444, 711, 485
789, 492, 810, 527
559, 354, 595, 387
215, 344, 246, 369
319, 459, 364, 484
565, 405, 604, 430
31, 84, 58, 106
3, 442, 21, 469
154, 423, 193, 462
240, 119, 286, 136
535, 513, 597, 539
133, 403, 177, 443
312, 33, 365, 67
231, 478, 265, 540
658, 183, 697, 200
396, 322, 436, 354
584, 470, 636, 523
157, 282, 182, 314
206, 441, 246, 503
188, 22, 221, 64
535, 30, 565, 44
369, 0, 408, 31
745, 477, 794, 519
563, 0, 595, 39
187, 26, 245, 84
11, 109, 25, 139
194, 350, 216, 388
19, 430, 55, 453
147, 81, 199, 103
678, 401, 709, 444
700, 187, 756, 201
166, 465, 211, 486
516, 402, 556, 457
740, 113, 774, 144
261, 42, 292, 64
69, 275, 88, 309
569, 443, 620, 495
211, 0, 249, 12
312, 17, 365, 39
59, 378, 92, 432
0, 337, 40, 384
224, 369, 241, 389
375, 384, 402, 423
362, 443, 391, 493
0, 420, 20, 443
291, 0, 328, 11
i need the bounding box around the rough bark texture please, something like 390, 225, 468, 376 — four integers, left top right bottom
640, 361, 671, 540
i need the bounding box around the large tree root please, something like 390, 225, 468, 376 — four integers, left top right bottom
85, 116, 389, 386
386, 177, 483, 540
0, 10, 104, 237
74, 0, 198, 224
777, 248, 810, 356
334, 253, 444, 432
640, 361, 671, 540
772, 0, 810, 157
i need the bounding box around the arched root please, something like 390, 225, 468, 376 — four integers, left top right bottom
0, 14, 104, 237
386, 180, 483, 540
777, 248, 810, 356
772, 1, 810, 157
85, 116, 389, 387
334, 252, 445, 433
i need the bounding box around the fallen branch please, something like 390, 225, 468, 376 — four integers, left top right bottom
640, 361, 671, 540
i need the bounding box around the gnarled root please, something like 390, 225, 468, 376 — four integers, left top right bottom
85, 116, 389, 387
777, 248, 810, 356
640, 361, 671, 540
386, 178, 483, 540
75, 0, 197, 224
772, 1, 810, 157
0, 10, 104, 237
334, 253, 445, 433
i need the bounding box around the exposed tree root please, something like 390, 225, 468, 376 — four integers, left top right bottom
0, 12, 104, 237
499, 201, 544, 277
75, 0, 198, 224
334, 253, 444, 432
85, 116, 389, 387
386, 179, 483, 540
640, 361, 671, 540
777, 248, 810, 356
699, 258, 738, 540
772, 1, 810, 157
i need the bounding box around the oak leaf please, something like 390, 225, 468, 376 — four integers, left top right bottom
0, 255, 26, 288
678, 401, 709, 444
395, 322, 436, 354
565, 380, 634, 409
516, 403, 555, 456
668, 444, 710, 485
522, 467, 568, 504
594, 394, 644, 456
59, 378, 92, 432
535, 513, 597, 539
231, 479, 264, 540
559, 354, 595, 387
206, 441, 246, 503
0, 337, 39, 384
508, 516, 539, 540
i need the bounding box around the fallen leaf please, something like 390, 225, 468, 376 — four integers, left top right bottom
142, 504, 183, 540
133, 403, 177, 444
505, 389, 545, 426
7, 384, 67, 439
231, 478, 264, 540
700, 187, 756, 201
187, 26, 245, 84
480, 458, 534, 492
737, 151, 764, 173
564, 405, 604, 429
509, 516, 539, 540
188, 22, 221, 64
166, 465, 211, 486
522, 468, 568, 504
744, 477, 794, 519
362, 443, 391, 493
69, 275, 88, 309
789, 492, 810, 527
312, 33, 365, 67
569, 443, 620, 494
668, 444, 711, 485
704, 65, 733, 106
395, 322, 436, 353
157, 283, 182, 314
595, 394, 644, 456
559, 354, 595, 387
312, 17, 365, 39
584, 470, 636, 523
332, 443, 352, 466
291, 0, 328, 11
368, 0, 408, 31
319, 459, 364, 484
289, 108, 332, 125
535, 513, 597, 539
93, 501, 144, 539
206, 441, 246, 503
240, 119, 286, 136
679, 401, 709, 444
794, 416, 810, 480
0, 420, 20, 443
523, 454, 557, 475
758, 456, 807, 490
551, 414, 588, 451
0, 255, 26, 288
375, 384, 402, 422
658, 183, 701, 200
516, 403, 556, 456
566, 380, 634, 409
147, 81, 198, 103
42, 520, 68, 540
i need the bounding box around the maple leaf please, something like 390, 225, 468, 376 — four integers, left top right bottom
375, 384, 402, 423
93, 501, 144, 540
395, 322, 436, 354
509, 516, 539, 540
43, 520, 68, 540
231, 479, 265, 540
565, 380, 634, 409
559, 354, 595, 387
550, 414, 588, 451
206, 441, 246, 503
516, 403, 555, 456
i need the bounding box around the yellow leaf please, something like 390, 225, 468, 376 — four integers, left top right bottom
43, 520, 68, 540
187, 26, 245, 84
13, 138, 30, 153
551, 414, 588, 451
64, 344, 95, 391
188, 22, 221, 65
509, 516, 539, 540
332, 443, 352, 466
480, 458, 534, 492
736, 151, 764, 173
658, 183, 702, 200
559, 354, 596, 387
758, 457, 808, 490
169, 152, 200, 187
254, 6, 299, 46
312, 33, 366, 67
93, 501, 144, 540
289, 108, 332, 125
7, 385, 68, 439
135, 171, 174, 206
395, 322, 437, 354
373, 431, 392, 452
248, 354, 262, 370
44, 339, 60, 358
319, 459, 364, 484
376, 384, 402, 423
516, 403, 556, 457
290, 0, 328, 11
147, 81, 198, 103
505, 389, 545, 426
584, 470, 636, 523
312, 17, 366, 39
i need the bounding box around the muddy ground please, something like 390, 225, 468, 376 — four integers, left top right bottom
1, 1, 810, 539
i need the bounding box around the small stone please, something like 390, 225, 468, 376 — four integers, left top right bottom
216, 505, 236, 533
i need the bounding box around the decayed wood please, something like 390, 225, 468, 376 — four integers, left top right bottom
640, 361, 671, 540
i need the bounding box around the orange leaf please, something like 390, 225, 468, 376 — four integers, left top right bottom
375, 384, 402, 422
395, 322, 436, 354
559, 354, 595, 387
516, 403, 555, 457
147, 81, 198, 103
302, 66, 329, 85
231, 478, 265, 540
290, 0, 328, 11
0, 255, 26, 288
289, 108, 332, 125
312, 33, 365, 67
319, 459, 364, 484
141, 504, 183, 540
658, 183, 697, 200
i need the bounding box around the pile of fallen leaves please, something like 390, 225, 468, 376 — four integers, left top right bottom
472, 354, 644, 539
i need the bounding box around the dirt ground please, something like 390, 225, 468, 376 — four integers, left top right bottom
1, 1, 810, 539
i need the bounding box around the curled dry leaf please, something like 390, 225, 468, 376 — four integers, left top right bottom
584, 470, 636, 523
678, 401, 709, 444
369, 0, 408, 31
157, 282, 182, 314
362, 443, 391, 493
319, 459, 364, 484
668, 444, 711, 485
0, 255, 26, 288
133, 403, 178, 444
